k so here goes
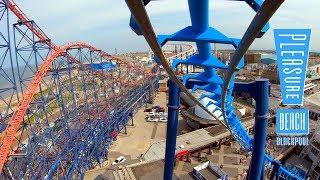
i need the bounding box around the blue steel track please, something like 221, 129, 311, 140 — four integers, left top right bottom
126, 0, 303, 179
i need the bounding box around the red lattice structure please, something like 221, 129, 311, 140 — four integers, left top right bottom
0, 0, 156, 175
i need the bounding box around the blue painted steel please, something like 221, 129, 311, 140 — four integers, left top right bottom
1, 15, 160, 177
189, 0, 224, 78
129, 0, 151, 35
231, 80, 270, 180
164, 79, 180, 180
0, 0, 18, 130
90, 62, 117, 71
128, 0, 302, 179
244, 79, 269, 180
270, 160, 281, 180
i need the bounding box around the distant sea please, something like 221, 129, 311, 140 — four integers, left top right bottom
0, 62, 117, 98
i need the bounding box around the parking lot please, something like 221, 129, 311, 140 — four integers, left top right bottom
84, 92, 169, 178
145, 106, 168, 123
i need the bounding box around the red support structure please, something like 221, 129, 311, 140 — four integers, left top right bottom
0, 0, 158, 172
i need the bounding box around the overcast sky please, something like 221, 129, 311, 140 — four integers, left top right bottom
10, 0, 319, 53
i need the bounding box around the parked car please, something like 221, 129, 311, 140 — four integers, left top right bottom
112, 156, 126, 165
146, 117, 159, 122
146, 112, 155, 116
159, 117, 167, 123
158, 112, 167, 116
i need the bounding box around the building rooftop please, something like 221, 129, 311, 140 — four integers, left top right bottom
310, 128, 320, 150
193, 161, 228, 180
284, 155, 312, 179
142, 118, 254, 162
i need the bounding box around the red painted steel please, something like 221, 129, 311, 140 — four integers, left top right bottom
0, 42, 145, 171
0, 0, 155, 171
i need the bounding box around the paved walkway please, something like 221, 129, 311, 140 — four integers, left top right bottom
84, 92, 168, 179
211, 144, 250, 179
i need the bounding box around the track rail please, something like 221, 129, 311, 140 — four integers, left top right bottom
7, 0, 51, 45
0, 0, 155, 172
6, 0, 143, 73
0, 41, 149, 172
125, 0, 226, 127
222, 0, 284, 122
126, 0, 301, 179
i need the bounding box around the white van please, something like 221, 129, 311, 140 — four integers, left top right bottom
112, 156, 126, 165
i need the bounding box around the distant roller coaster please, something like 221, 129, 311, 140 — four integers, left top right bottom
0, 0, 162, 178
0, 0, 307, 179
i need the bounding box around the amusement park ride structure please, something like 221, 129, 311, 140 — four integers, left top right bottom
126, 0, 304, 179
0, 0, 309, 179
0, 0, 159, 178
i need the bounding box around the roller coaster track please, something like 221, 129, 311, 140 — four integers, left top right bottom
6, 0, 146, 73
0, 0, 155, 173
126, 0, 302, 179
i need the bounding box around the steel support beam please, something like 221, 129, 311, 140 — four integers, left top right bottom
164, 79, 180, 180
188, 0, 215, 77
234, 79, 269, 180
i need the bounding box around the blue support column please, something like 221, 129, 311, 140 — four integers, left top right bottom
260, 158, 265, 180
188, 0, 215, 77
233, 79, 269, 180
270, 160, 281, 180
164, 79, 180, 180
247, 79, 269, 180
